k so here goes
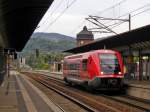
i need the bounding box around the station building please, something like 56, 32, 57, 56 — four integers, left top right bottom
76, 26, 94, 47
65, 24, 150, 81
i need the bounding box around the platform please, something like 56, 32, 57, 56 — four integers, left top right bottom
0, 70, 63, 112
124, 80, 150, 100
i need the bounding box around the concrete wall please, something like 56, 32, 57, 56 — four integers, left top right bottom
0, 54, 5, 85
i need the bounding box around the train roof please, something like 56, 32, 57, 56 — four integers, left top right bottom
64, 49, 118, 60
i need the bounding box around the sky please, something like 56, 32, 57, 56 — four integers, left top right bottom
35, 0, 150, 39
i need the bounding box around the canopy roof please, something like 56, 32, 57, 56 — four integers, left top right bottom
0, 0, 54, 51
65, 24, 150, 53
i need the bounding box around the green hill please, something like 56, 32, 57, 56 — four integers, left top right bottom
23, 32, 76, 53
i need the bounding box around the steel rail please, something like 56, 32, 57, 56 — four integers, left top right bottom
22, 72, 149, 112
31, 76, 98, 112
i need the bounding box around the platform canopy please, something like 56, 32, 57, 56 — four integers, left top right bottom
0, 0, 54, 51
65, 24, 150, 53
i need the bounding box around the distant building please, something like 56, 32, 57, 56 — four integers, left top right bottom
76, 26, 94, 47
18, 57, 26, 68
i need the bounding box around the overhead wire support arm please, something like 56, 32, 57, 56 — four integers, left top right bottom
85, 18, 112, 33
86, 14, 131, 35
88, 27, 107, 30
89, 15, 129, 22
91, 31, 112, 33
88, 15, 118, 35
86, 17, 117, 34
85, 18, 105, 29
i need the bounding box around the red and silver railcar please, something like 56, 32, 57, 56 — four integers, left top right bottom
63, 49, 124, 90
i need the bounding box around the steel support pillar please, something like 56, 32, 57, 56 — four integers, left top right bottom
139, 49, 142, 81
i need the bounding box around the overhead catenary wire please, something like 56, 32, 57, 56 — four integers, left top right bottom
38, 0, 65, 29
101, 3, 150, 26
94, 0, 127, 16
48, 0, 127, 36
68, 0, 127, 36
109, 5, 150, 29
94, 0, 150, 20
36, 0, 150, 38
69, 20, 86, 35
65, 0, 69, 8
68, 1, 150, 36
132, 7, 150, 17
88, 3, 150, 33
116, 3, 150, 19
49, 0, 65, 17
44, 0, 78, 32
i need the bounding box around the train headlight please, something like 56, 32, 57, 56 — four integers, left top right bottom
101, 71, 104, 74
118, 72, 122, 74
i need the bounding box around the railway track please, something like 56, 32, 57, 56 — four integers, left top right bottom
23, 74, 87, 112
37, 73, 150, 110
99, 94, 150, 112
22, 72, 149, 112
45, 75, 150, 112
24, 73, 97, 112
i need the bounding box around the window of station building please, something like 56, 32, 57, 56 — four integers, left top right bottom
82, 59, 88, 71
142, 56, 149, 60
80, 41, 84, 45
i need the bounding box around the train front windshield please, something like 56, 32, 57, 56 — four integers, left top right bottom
99, 54, 121, 74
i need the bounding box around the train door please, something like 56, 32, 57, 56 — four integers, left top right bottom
81, 59, 88, 80
142, 58, 150, 80
147, 59, 150, 80
142, 57, 150, 80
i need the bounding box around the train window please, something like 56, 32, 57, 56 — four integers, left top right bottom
82, 59, 87, 71
99, 54, 120, 74
70, 64, 75, 70
68, 63, 80, 70
76, 64, 80, 70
